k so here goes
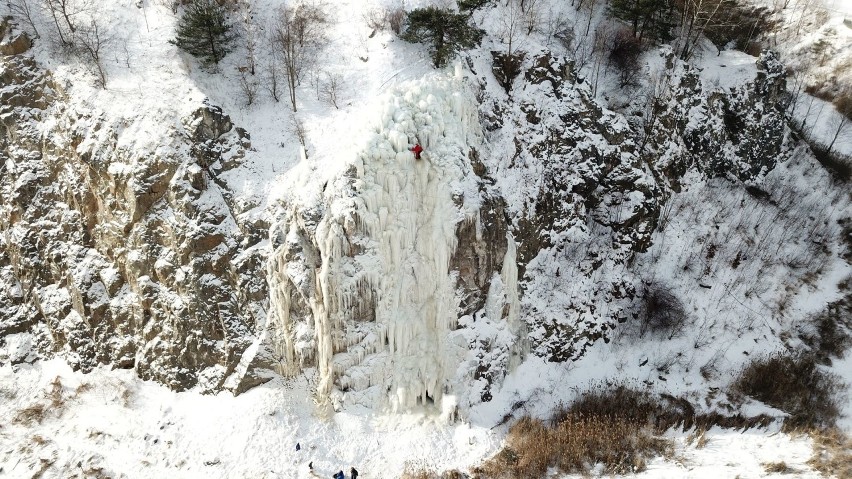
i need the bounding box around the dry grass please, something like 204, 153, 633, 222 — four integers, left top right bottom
13, 403, 46, 425
808, 428, 852, 478
74, 381, 94, 398
805, 80, 852, 122
733, 353, 846, 430
686, 427, 708, 449
479, 414, 672, 477
48, 376, 63, 408
477, 386, 674, 478
399, 470, 466, 479
762, 461, 792, 474
474, 384, 781, 478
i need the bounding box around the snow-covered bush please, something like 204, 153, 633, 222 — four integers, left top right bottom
490, 51, 524, 93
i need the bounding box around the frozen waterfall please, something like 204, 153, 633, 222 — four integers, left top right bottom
266, 72, 519, 411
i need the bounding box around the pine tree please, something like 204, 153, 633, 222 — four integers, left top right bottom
608, 0, 674, 42
402, 7, 484, 68
171, 0, 237, 67
458, 0, 493, 14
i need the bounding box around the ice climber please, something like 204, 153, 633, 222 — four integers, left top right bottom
351, 466, 359, 479
410, 143, 423, 160
296, 442, 301, 451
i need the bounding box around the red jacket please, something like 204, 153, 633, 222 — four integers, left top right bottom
410, 144, 423, 155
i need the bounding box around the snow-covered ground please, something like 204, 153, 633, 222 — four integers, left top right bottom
0, 359, 827, 478
2, 0, 852, 477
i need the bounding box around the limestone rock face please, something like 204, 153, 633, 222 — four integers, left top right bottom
452, 149, 510, 318
481, 53, 660, 362
0, 19, 32, 56
479, 50, 790, 365
0, 51, 267, 392
644, 49, 788, 188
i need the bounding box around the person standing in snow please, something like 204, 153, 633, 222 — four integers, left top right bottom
409, 143, 423, 160
351, 466, 359, 479
296, 442, 301, 451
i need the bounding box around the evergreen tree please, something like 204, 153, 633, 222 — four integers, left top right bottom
171, 0, 237, 67
402, 7, 484, 68
458, 0, 494, 14
608, 0, 674, 42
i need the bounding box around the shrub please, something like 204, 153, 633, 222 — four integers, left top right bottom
170, 0, 237, 67
798, 296, 852, 363
700, 4, 776, 54
608, 28, 643, 87
402, 7, 484, 68
491, 51, 525, 93
627, 280, 688, 339
387, 6, 406, 35
733, 353, 846, 430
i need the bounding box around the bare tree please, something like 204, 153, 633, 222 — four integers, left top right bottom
785, 69, 807, 119
239, 1, 257, 75
499, 0, 524, 57
42, 0, 90, 46
521, 0, 542, 34
387, 4, 405, 34
674, 0, 735, 60
264, 53, 282, 102
238, 68, 259, 105
588, 23, 612, 96
77, 18, 110, 88
362, 7, 387, 32
290, 114, 308, 158
826, 109, 850, 155
271, 3, 329, 112
640, 69, 675, 152
542, 8, 571, 49
6, 0, 40, 38
318, 71, 343, 109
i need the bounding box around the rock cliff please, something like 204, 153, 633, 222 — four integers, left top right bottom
0, 22, 794, 407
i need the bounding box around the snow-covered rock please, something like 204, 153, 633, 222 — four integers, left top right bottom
0, 48, 267, 392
